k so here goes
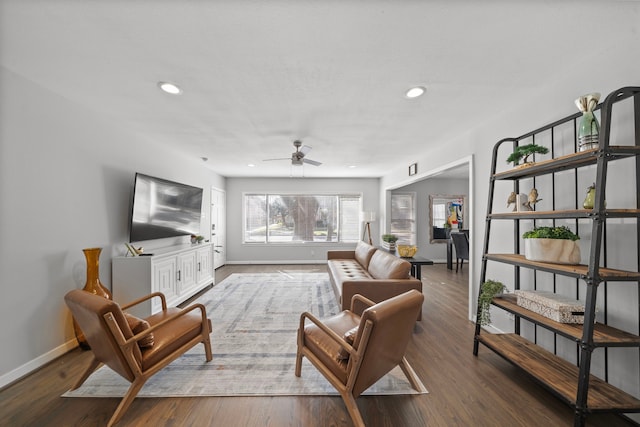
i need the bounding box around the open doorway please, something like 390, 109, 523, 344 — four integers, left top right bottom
385, 155, 474, 320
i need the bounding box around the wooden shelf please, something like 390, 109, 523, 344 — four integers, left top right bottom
485, 254, 640, 281
492, 294, 640, 347
488, 209, 640, 220
477, 333, 640, 412
492, 146, 640, 180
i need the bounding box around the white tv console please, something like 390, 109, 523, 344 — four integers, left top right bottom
112, 243, 214, 317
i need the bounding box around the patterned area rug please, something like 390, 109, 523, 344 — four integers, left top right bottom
63, 271, 427, 397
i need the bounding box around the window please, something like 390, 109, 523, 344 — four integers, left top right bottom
390, 192, 416, 245
244, 193, 361, 243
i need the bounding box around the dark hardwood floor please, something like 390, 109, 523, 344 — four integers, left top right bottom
0, 263, 636, 426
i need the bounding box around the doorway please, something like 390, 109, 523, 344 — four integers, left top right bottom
385, 155, 474, 320
211, 187, 226, 269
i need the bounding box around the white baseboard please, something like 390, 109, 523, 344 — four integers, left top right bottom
0, 339, 78, 389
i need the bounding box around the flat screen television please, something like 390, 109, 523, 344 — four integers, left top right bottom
129, 173, 203, 242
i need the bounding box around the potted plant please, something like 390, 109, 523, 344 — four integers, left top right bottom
195, 235, 205, 244
523, 226, 580, 264
381, 234, 399, 250
507, 143, 549, 167
478, 280, 506, 326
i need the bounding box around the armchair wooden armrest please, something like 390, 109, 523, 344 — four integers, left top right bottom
350, 294, 375, 314
298, 311, 356, 359
120, 292, 167, 311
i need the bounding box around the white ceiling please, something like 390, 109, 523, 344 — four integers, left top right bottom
2, 1, 639, 178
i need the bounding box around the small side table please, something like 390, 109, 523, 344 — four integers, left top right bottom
379, 247, 434, 280
403, 256, 434, 280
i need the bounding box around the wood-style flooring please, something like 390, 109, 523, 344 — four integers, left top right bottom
0, 263, 635, 426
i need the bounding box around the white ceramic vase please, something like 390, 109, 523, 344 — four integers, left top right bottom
524, 238, 581, 264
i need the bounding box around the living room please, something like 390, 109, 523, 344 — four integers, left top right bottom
2, 1, 640, 426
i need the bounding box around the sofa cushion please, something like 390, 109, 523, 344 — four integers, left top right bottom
354, 241, 377, 270
368, 250, 411, 279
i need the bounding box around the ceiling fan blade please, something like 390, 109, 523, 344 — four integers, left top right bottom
262, 158, 290, 162
303, 158, 322, 166
299, 145, 312, 156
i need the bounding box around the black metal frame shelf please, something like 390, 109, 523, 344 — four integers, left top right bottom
473, 86, 640, 427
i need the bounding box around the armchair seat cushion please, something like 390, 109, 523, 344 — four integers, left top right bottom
303, 311, 360, 384
140, 308, 211, 370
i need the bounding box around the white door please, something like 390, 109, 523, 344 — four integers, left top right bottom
211, 187, 226, 269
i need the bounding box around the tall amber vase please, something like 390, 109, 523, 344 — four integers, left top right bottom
73, 247, 112, 350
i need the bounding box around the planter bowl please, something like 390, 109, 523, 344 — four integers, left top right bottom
524, 238, 581, 264
397, 245, 418, 258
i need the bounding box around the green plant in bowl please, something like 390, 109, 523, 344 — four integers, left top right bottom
381, 234, 398, 243
522, 226, 581, 264
522, 226, 579, 241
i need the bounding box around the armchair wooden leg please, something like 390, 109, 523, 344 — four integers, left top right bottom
202, 335, 213, 362
107, 378, 146, 427
295, 350, 303, 377
342, 392, 365, 427
70, 356, 102, 390
399, 357, 427, 393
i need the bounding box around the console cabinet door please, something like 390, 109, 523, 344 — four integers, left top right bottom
152, 257, 178, 312
197, 245, 214, 285
178, 251, 198, 296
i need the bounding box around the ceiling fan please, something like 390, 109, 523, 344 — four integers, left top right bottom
263, 140, 322, 166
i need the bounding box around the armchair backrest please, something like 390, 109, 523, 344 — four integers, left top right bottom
65, 290, 140, 382
350, 290, 424, 397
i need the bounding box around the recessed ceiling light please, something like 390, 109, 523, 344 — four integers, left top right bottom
248, 163, 255, 168
158, 81, 182, 95
405, 86, 426, 99
348, 165, 357, 169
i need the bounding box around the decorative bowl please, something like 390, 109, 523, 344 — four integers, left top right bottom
397, 245, 418, 258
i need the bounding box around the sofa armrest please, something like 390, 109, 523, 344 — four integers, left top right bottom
327, 250, 356, 260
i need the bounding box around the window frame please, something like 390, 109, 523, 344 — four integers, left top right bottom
390, 192, 417, 245
242, 192, 363, 245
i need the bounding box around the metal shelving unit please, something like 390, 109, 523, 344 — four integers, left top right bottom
473, 87, 640, 426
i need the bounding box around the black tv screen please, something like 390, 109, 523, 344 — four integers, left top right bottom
129, 173, 203, 242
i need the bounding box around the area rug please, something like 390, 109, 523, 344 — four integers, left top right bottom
63, 271, 427, 398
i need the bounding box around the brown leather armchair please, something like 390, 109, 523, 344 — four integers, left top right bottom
64, 290, 213, 427
295, 290, 426, 427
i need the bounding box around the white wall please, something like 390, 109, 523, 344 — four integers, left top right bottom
225, 177, 379, 263
0, 66, 225, 386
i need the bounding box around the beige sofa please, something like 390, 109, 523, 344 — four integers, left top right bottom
327, 241, 423, 320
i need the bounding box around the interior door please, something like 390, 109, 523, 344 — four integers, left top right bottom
211, 187, 226, 269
